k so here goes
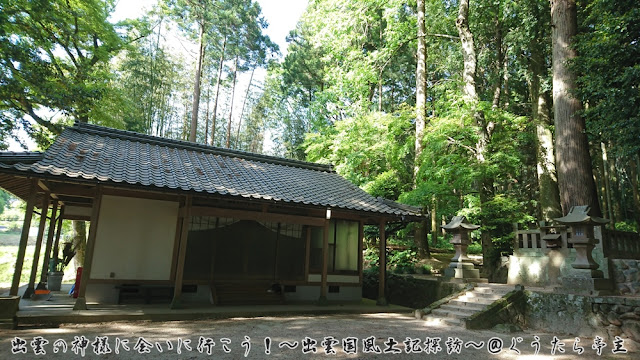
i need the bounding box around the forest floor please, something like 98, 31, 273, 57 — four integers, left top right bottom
1, 313, 636, 359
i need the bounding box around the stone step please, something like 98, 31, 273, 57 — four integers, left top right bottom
438, 304, 478, 315
424, 315, 464, 326
448, 300, 488, 310
421, 283, 515, 327
456, 291, 503, 302
472, 285, 513, 295
431, 308, 475, 319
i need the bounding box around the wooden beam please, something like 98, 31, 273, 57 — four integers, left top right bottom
74, 186, 103, 310
10, 179, 38, 296
39, 200, 59, 284
102, 187, 181, 202
318, 220, 330, 305
191, 206, 326, 226
171, 195, 192, 309
47, 183, 95, 198
377, 219, 388, 306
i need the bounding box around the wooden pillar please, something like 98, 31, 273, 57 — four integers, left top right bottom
10, 179, 38, 296
318, 220, 330, 305
358, 221, 364, 283
73, 186, 103, 310
23, 193, 50, 299
39, 200, 59, 284
51, 206, 65, 267
171, 195, 192, 309
377, 219, 387, 306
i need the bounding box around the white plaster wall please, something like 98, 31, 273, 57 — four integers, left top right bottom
91, 195, 179, 280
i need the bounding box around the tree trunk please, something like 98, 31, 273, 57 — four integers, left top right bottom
211, 36, 227, 146
456, 0, 478, 102
457, 0, 495, 271
535, 94, 563, 221
226, 55, 239, 149
491, 13, 503, 109
529, 43, 562, 221
236, 67, 255, 149
629, 157, 640, 230
72, 220, 86, 271
600, 143, 615, 225
431, 196, 438, 246
413, 0, 429, 259
204, 81, 211, 144
415, 0, 427, 179
189, 22, 206, 142
551, 0, 601, 216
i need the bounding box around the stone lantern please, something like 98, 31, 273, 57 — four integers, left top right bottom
443, 216, 480, 280
554, 205, 612, 294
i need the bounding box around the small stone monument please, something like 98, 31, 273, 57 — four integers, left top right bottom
443, 216, 480, 280
554, 205, 612, 295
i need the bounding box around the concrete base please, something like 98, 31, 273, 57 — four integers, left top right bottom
22, 286, 35, 299
0, 296, 20, 329
73, 297, 87, 310
560, 269, 614, 295
316, 296, 329, 306
444, 262, 480, 280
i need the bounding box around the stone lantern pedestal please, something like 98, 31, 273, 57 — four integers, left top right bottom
443, 216, 481, 280
554, 206, 613, 295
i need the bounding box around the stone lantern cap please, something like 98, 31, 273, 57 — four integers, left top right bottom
442, 216, 480, 231
553, 205, 609, 225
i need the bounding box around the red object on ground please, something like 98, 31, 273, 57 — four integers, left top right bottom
73, 267, 83, 298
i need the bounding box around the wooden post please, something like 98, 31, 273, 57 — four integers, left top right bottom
10, 179, 38, 296
23, 193, 50, 299
171, 195, 192, 309
358, 221, 364, 283
318, 220, 329, 305
73, 186, 103, 310
377, 219, 387, 305
51, 206, 65, 267
39, 200, 59, 284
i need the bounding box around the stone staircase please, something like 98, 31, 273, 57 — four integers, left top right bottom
423, 283, 514, 326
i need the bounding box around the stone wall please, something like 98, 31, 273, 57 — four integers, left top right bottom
526, 291, 640, 344
612, 259, 640, 295
362, 271, 466, 309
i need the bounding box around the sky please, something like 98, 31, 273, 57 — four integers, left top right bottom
8, 0, 308, 152
111, 0, 308, 58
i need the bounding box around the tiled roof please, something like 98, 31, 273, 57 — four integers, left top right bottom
0, 122, 422, 218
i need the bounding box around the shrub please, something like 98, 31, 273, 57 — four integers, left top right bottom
467, 241, 482, 254
388, 249, 418, 273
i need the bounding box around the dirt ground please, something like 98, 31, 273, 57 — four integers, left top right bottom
1, 313, 636, 359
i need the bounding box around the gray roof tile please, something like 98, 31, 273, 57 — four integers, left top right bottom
0, 122, 422, 218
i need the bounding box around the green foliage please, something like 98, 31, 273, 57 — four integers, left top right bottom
460, 194, 535, 253
388, 249, 418, 274
0, 0, 130, 147
419, 264, 432, 275
0, 189, 11, 216
615, 222, 638, 233
305, 110, 414, 199
467, 241, 482, 255
363, 247, 379, 268
430, 233, 454, 251
574, 0, 640, 157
